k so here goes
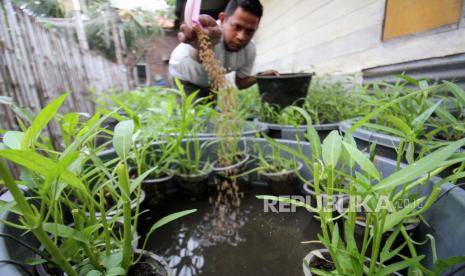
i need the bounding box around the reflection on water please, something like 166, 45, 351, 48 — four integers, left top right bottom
163, 205, 251, 276
143, 185, 318, 276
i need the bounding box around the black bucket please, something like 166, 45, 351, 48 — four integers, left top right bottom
256, 73, 314, 108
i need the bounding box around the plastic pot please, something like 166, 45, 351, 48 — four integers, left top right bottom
211, 154, 251, 192
303, 248, 402, 276
196, 121, 268, 138
258, 161, 303, 195
176, 168, 212, 199
128, 249, 170, 276
256, 73, 314, 108
256, 120, 339, 141
141, 174, 171, 213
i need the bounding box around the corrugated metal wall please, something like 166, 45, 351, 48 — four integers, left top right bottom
362, 53, 465, 88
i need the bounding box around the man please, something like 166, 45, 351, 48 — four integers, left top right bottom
169, 0, 278, 98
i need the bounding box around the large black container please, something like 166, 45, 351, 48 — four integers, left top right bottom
256, 73, 314, 108
1, 138, 465, 275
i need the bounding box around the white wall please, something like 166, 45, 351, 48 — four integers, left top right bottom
253, 0, 465, 76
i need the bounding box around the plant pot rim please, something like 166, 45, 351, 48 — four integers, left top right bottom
176, 166, 212, 178
259, 161, 303, 177
131, 249, 170, 275
90, 189, 146, 218
256, 120, 340, 131
256, 72, 315, 79
142, 173, 174, 183
335, 196, 419, 231
211, 154, 250, 172
339, 119, 440, 152
302, 181, 349, 199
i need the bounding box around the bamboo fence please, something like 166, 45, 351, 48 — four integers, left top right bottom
0, 0, 130, 144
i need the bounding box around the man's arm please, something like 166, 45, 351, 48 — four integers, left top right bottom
235, 70, 280, 90
235, 75, 256, 89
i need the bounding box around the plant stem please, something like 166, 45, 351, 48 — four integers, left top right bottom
117, 163, 133, 272
72, 210, 102, 271
99, 188, 111, 256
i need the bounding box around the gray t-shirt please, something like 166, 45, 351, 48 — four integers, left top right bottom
169, 38, 256, 87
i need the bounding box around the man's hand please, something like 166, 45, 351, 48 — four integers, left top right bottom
257, 70, 280, 76
178, 15, 222, 49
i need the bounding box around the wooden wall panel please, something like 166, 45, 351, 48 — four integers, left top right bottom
383, 0, 463, 40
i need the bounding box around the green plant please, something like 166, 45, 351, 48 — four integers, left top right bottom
257, 102, 465, 275
354, 77, 465, 162
112, 119, 196, 273
0, 94, 196, 274
238, 84, 261, 118
247, 141, 300, 175
303, 78, 361, 124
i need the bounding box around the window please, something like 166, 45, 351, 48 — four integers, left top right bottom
382, 0, 463, 41
134, 63, 149, 86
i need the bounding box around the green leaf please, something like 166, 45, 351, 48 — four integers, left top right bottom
347, 85, 439, 135
113, 120, 134, 160
290, 106, 321, 159
396, 74, 419, 86
3, 131, 24, 149
106, 267, 126, 276
434, 105, 459, 125
85, 270, 102, 276
406, 142, 414, 164
363, 123, 405, 138
342, 141, 380, 180
374, 138, 465, 192
412, 100, 441, 128
444, 80, 465, 106
43, 223, 88, 243
380, 226, 402, 261
435, 256, 465, 274
0, 150, 86, 192
25, 258, 48, 265
376, 256, 423, 276
21, 93, 69, 149
146, 209, 196, 236
331, 223, 340, 249
383, 197, 425, 232
82, 224, 103, 240
385, 115, 413, 136
0, 199, 23, 216
102, 252, 123, 270
322, 130, 342, 167
310, 268, 333, 276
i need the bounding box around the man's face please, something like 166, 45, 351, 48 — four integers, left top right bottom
219, 7, 260, 52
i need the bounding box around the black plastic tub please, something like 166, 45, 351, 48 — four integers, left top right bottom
256, 73, 314, 108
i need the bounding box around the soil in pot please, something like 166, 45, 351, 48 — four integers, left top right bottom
305, 250, 336, 273
259, 162, 303, 195
139, 185, 321, 275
